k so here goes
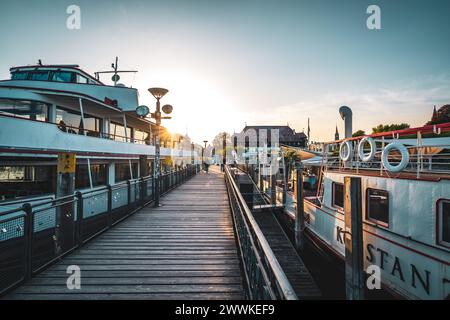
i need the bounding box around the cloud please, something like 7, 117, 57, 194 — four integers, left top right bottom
259, 74, 450, 141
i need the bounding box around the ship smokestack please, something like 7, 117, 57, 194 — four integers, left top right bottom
339, 106, 353, 139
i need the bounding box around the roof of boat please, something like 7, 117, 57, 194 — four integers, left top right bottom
324, 122, 450, 145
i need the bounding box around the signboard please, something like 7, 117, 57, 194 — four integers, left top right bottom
57, 153, 76, 173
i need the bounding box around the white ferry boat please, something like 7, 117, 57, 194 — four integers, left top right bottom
0, 62, 194, 201
286, 124, 450, 299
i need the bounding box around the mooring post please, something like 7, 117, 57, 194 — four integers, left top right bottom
55, 153, 76, 255
294, 163, 305, 251
344, 176, 365, 300
222, 132, 227, 172
270, 173, 276, 206
259, 163, 264, 192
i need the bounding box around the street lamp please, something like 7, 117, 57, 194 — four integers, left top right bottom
135, 87, 172, 207
202, 140, 208, 169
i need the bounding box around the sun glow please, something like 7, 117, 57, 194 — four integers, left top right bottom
134, 72, 244, 144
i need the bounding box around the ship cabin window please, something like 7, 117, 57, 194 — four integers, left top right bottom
110, 122, 131, 142
134, 128, 150, 145
438, 199, 450, 247
53, 71, 74, 83
332, 182, 344, 209
0, 99, 48, 122
76, 74, 88, 84
115, 163, 138, 183
11, 71, 29, 80
75, 164, 107, 189
30, 71, 51, 81
0, 165, 56, 200
83, 115, 102, 137
56, 107, 102, 136
366, 188, 389, 227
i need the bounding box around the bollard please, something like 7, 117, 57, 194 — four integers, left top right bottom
344, 176, 365, 300
270, 174, 276, 206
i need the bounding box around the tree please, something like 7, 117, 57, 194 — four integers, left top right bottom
352, 130, 366, 137
212, 132, 231, 148
283, 149, 301, 182
372, 123, 410, 134
212, 132, 232, 156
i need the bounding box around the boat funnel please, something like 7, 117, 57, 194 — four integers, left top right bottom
339, 106, 353, 139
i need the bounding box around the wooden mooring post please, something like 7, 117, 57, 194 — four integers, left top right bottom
344, 176, 365, 300
55, 153, 76, 255
294, 164, 305, 251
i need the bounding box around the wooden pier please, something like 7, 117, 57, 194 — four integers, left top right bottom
5, 169, 245, 300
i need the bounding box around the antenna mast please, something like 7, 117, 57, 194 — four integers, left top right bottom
94, 57, 138, 86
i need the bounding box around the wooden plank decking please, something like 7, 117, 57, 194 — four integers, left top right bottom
6, 168, 245, 300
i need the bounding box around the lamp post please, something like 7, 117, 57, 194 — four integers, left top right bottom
202, 140, 208, 167
135, 87, 172, 207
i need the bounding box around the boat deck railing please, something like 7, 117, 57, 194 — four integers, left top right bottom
0, 165, 200, 295
224, 165, 297, 300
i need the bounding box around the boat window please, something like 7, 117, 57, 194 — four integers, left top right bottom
83, 115, 102, 137
134, 128, 150, 144
56, 107, 82, 134
0, 99, 48, 122
76, 74, 88, 84
332, 182, 344, 209
110, 122, 131, 142
11, 71, 29, 80
53, 71, 74, 83
75, 164, 107, 189
115, 162, 138, 183
438, 200, 450, 246
366, 188, 389, 227
30, 71, 50, 81
0, 166, 56, 200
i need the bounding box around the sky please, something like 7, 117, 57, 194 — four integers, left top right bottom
0, 0, 449, 144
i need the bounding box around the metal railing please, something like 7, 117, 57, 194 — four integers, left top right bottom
224, 166, 297, 300
0, 164, 199, 296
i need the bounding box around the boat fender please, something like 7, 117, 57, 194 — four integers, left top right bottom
339, 140, 353, 162
357, 137, 377, 162
382, 142, 410, 172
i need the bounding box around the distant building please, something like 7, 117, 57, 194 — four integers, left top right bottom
427, 104, 450, 125
335, 125, 340, 141
240, 125, 307, 148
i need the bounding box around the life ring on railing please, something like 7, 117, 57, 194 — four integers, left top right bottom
357, 137, 376, 162
339, 140, 353, 162
382, 142, 409, 172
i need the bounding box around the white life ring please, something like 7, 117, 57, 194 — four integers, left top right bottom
382, 142, 409, 172
339, 140, 353, 162
357, 137, 376, 162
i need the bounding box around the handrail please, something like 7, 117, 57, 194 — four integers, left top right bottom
224, 165, 297, 300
